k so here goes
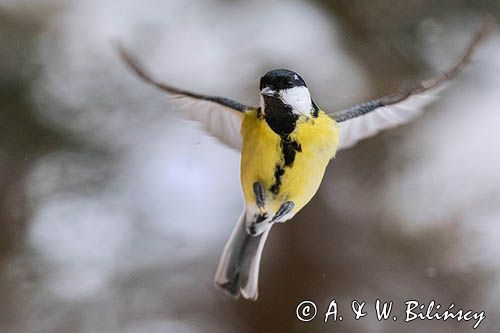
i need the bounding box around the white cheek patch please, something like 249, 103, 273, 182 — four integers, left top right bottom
279, 86, 312, 116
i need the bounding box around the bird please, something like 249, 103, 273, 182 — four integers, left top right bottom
117, 18, 493, 300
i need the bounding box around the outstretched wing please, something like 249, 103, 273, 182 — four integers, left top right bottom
329, 17, 494, 150
117, 44, 258, 150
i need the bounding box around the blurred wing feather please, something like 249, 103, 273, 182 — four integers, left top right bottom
337, 85, 446, 150
330, 16, 494, 150
117, 44, 257, 150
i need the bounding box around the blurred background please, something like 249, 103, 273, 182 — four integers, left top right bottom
1, 0, 500, 332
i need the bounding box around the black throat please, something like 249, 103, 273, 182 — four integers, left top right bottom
263, 96, 298, 137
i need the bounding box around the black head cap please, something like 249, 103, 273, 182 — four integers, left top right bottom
259, 69, 306, 91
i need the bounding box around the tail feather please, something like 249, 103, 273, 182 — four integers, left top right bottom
214, 211, 271, 300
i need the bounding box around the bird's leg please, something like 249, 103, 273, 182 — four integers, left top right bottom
271, 201, 294, 222
247, 182, 269, 236
253, 181, 265, 208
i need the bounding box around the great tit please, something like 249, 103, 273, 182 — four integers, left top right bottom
117, 18, 493, 300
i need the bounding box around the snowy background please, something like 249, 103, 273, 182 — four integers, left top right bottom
0, 0, 499, 332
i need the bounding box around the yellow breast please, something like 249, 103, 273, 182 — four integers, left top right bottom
240, 110, 340, 215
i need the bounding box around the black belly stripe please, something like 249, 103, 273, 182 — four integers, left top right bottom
281, 137, 301, 167
269, 136, 302, 195
262, 97, 305, 196
269, 165, 285, 195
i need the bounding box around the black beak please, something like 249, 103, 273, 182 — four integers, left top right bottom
260, 87, 279, 97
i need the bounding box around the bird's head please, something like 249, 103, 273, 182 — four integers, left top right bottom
259, 69, 315, 118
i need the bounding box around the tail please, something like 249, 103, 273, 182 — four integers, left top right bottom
214, 211, 271, 300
